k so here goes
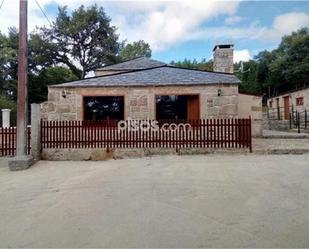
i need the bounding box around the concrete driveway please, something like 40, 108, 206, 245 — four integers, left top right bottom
1, 155, 309, 248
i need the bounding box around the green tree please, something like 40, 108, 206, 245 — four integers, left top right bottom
38, 5, 120, 79
119, 40, 152, 61
269, 28, 309, 94
0, 28, 18, 98
170, 58, 213, 71
235, 60, 260, 94
254, 50, 276, 96
29, 66, 78, 103
0, 94, 16, 110
0, 29, 77, 103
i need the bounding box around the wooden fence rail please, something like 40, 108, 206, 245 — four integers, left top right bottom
41, 118, 252, 152
0, 126, 31, 156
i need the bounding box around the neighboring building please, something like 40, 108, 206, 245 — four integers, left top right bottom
41, 44, 262, 135
267, 86, 309, 119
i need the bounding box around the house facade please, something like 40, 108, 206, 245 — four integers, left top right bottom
267, 86, 309, 119
41, 44, 262, 137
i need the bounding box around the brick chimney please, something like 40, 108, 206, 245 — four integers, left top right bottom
213, 44, 234, 73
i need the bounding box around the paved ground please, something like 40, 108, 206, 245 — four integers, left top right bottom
253, 138, 309, 154
1, 155, 309, 248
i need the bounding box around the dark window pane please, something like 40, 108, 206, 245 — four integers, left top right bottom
156, 95, 188, 120
84, 96, 124, 121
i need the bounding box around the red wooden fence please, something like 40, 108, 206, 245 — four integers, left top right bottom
41, 118, 252, 152
0, 126, 31, 156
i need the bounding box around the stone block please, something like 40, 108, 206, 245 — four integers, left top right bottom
113, 149, 145, 159
60, 113, 77, 120
41, 102, 55, 113
213, 97, 230, 106
48, 91, 60, 102
8, 155, 34, 171
229, 96, 238, 105
140, 107, 148, 112
208, 107, 220, 116
90, 149, 114, 161
137, 96, 148, 106
207, 99, 214, 107
76, 95, 82, 108
48, 113, 60, 121
57, 104, 71, 113
219, 104, 237, 116
130, 106, 140, 112
130, 99, 138, 106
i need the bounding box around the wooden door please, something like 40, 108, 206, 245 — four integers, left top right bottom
187, 95, 200, 120
283, 96, 290, 120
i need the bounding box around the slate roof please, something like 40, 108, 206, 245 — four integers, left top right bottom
96, 57, 167, 71
51, 65, 241, 88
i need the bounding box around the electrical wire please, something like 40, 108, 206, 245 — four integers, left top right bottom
0, 0, 5, 11
34, 0, 52, 26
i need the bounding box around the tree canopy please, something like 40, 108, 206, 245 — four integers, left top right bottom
36, 5, 120, 79
0, 4, 152, 106
119, 40, 152, 61
170, 58, 213, 71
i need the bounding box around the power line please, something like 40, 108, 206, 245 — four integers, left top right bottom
34, 0, 52, 26
0, 0, 5, 11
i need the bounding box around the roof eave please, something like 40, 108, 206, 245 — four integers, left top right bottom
49, 81, 240, 88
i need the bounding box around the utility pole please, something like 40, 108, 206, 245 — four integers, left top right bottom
9, 0, 33, 171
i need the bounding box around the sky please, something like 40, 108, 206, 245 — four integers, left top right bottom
0, 0, 309, 64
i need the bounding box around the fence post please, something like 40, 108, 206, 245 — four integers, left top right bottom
267, 107, 269, 119
297, 112, 300, 134
1, 109, 11, 128
277, 107, 280, 120
305, 110, 307, 130
31, 104, 41, 160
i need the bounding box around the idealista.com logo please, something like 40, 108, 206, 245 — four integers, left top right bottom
117, 117, 192, 132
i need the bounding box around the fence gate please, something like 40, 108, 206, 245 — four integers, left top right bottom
41, 118, 252, 152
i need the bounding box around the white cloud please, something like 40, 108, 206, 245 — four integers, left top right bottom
234, 49, 251, 63
111, 1, 241, 51
1, 1, 308, 55
258, 12, 309, 41
225, 15, 243, 25
186, 11, 309, 45
0, 0, 98, 33
0, 0, 242, 52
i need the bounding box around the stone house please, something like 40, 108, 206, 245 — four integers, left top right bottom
267, 86, 309, 120
41, 44, 262, 136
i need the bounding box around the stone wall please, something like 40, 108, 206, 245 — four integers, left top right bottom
238, 93, 263, 137
41, 88, 82, 120
41, 147, 249, 161
266, 119, 291, 131
42, 84, 239, 121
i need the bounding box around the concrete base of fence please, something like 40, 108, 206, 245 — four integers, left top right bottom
8, 155, 34, 171
267, 119, 290, 131
0, 157, 11, 168
41, 148, 250, 161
